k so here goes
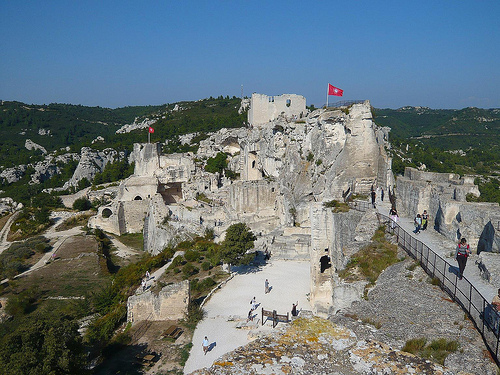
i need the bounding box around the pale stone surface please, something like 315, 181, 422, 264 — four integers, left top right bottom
396, 167, 500, 253
25, 138, 47, 154
248, 93, 307, 126
64, 147, 125, 189
127, 280, 189, 324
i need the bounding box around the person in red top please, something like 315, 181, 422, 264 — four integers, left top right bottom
455, 237, 471, 280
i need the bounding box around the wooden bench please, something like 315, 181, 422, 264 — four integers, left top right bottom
163, 325, 183, 340
262, 308, 289, 328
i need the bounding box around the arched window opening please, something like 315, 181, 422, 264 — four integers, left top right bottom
102, 208, 113, 218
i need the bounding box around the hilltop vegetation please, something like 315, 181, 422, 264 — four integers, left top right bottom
374, 107, 500, 204
0, 96, 247, 206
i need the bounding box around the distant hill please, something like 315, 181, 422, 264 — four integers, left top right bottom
374, 106, 500, 204
0, 97, 246, 168
374, 106, 500, 150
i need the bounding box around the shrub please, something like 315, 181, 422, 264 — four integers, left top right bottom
306, 152, 314, 162
402, 337, 459, 365
184, 250, 201, 262
201, 261, 211, 271
73, 197, 92, 211
35, 243, 48, 253
182, 263, 199, 277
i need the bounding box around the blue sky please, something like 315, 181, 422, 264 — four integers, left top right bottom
1, 1, 499, 109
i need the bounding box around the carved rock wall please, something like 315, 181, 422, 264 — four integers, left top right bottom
396, 167, 500, 252
127, 280, 189, 324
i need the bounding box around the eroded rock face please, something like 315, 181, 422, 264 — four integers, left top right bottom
0, 165, 27, 184
25, 139, 47, 154
64, 147, 125, 189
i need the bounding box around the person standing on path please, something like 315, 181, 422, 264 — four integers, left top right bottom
422, 210, 429, 231
455, 237, 471, 280
389, 208, 399, 229
371, 190, 376, 208
413, 214, 422, 234
202, 336, 209, 355
250, 296, 257, 311
381, 188, 384, 202
265, 279, 270, 294
291, 302, 299, 317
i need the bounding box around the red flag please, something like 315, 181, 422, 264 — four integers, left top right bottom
328, 84, 343, 96
148, 127, 154, 133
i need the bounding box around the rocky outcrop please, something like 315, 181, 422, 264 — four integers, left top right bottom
116, 117, 157, 134
25, 139, 47, 154
64, 147, 125, 189
0, 165, 28, 184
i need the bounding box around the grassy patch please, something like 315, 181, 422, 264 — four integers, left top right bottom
56, 212, 93, 231
323, 200, 350, 213
338, 226, 400, 285
179, 343, 193, 366
117, 232, 144, 250
361, 317, 382, 329
430, 277, 441, 286
406, 261, 419, 271
0, 213, 12, 232
402, 337, 459, 365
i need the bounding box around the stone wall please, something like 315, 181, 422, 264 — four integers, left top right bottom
229, 180, 280, 217
248, 93, 306, 126
396, 167, 500, 252
309, 202, 376, 317
117, 176, 158, 201
127, 280, 189, 324
130, 143, 160, 176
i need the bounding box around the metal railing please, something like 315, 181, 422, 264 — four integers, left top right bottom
348, 200, 500, 365
325, 100, 365, 108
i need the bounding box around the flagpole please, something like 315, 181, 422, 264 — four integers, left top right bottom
148, 130, 150, 144
326, 83, 329, 108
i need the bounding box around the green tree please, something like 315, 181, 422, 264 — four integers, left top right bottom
205, 152, 227, 174
73, 197, 92, 211
0, 316, 86, 374
220, 223, 256, 266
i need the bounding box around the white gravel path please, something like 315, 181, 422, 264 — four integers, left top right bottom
183, 259, 311, 374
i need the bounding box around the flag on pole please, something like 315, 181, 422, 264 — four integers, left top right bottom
328, 84, 343, 96
148, 127, 155, 133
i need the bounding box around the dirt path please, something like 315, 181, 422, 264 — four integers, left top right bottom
0, 211, 20, 254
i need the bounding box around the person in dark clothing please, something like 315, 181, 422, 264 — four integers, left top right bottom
291, 302, 299, 317
371, 190, 376, 208
422, 210, 429, 230
455, 237, 471, 280
381, 188, 384, 201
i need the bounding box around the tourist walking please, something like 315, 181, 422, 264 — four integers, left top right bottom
455, 237, 471, 280
141, 278, 147, 292
381, 188, 384, 201
202, 336, 209, 355
250, 296, 257, 311
389, 208, 399, 229
413, 214, 422, 234
422, 210, 429, 230
265, 279, 270, 294
493, 289, 500, 311
371, 190, 376, 208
